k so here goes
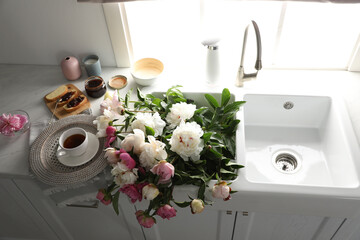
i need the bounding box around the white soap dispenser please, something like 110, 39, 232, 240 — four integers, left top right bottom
202, 39, 220, 85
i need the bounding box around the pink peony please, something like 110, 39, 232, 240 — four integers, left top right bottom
135, 210, 155, 228
96, 189, 111, 205
119, 150, 136, 170
156, 204, 177, 220
150, 160, 175, 184
119, 184, 142, 203
105, 126, 117, 147
212, 181, 231, 201
0, 113, 28, 136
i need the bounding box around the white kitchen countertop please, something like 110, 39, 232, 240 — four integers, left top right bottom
2, 64, 360, 217
1, 63, 360, 177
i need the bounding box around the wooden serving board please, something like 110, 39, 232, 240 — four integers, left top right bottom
44, 84, 90, 119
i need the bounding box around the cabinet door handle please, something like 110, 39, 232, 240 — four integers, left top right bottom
66, 200, 99, 209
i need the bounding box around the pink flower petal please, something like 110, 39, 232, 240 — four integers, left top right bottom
119, 152, 136, 170
16, 114, 28, 127
9, 115, 22, 130
105, 136, 117, 148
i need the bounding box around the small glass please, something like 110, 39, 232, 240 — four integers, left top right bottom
0, 110, 30, 137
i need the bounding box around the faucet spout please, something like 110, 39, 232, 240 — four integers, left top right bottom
236, 20, 262, 87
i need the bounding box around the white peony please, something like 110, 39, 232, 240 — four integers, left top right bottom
169, 121, 204, 161
121, 129, 145, 155
100, 91, 125, 116
142, 184, 160, 200
111, 162, 138, 187
166, 102, 196, 128
94, 109, 126, 138
93, 115, 111, 137
104, 147, 119, 165
139, 136, 168, 169
131, 112, 165, 137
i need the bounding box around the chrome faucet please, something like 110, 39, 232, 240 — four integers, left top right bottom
235, 20, 262, 87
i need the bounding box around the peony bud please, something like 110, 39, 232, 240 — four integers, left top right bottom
150, 160, 175, 184
135, 210, 156, 228
212, 181, 231, 201
96, 189, 111, 205
190, 199, 204, 214
156, 204, 177, 220
105, 126, 117, 147
142, 184, 160, 201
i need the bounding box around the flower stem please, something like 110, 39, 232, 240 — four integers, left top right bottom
127, 110, 156, 113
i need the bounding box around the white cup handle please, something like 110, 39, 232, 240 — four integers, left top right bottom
56, 149, 68, 158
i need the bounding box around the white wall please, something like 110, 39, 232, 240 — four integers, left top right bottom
0, 0, 116, 66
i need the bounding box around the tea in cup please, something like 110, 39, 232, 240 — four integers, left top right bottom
56, 127, 88, 158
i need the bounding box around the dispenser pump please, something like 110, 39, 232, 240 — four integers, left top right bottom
202, 38, 220, 85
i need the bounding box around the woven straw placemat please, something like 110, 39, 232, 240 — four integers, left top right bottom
29, 115, 107, 186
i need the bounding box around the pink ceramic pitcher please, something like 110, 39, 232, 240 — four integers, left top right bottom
61, 56, 81, 81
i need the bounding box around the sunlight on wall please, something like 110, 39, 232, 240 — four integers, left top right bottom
125, 1, 360, 73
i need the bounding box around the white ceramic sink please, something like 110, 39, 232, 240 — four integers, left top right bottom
243, 94, 359, 188
226, 92, 360, 218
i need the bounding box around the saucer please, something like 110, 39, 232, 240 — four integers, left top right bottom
57, 132, 99, 167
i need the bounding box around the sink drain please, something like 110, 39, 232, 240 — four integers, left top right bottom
274, 153, 299, 173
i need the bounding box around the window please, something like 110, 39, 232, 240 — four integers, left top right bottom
114, 1, 360, 72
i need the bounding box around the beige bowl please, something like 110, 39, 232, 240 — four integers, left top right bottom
131, 58, 164, 86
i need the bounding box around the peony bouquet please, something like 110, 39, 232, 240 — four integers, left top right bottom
94, 86, 245, 228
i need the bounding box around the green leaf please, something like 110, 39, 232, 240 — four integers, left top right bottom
220, 168, 237, 175
137, 88, 145, 101
198, 182, 206, 200
112, 191, 120, 215
145, 126, 155, 136
225, 162, 244, 169
224, 119, 241, 135
152, 98, 162, 108
224, 101, 246, 114
146, 93, 155, 99
192, 159, 206, 165
205, 94, 220, 109
195, 107, 208, 114
221, 88, 231, 107
193, 115, 204, 127
173, 200, 191, 208
209, 148, 222, 159
202, 132, 213, 144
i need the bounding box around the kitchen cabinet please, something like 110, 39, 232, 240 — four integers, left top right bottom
13, 178, 144, 240
139, 206, 346, 240
134, 201, 235, 240
233, 211, 345, 240
331, 217, 360, 240
0, 178, 59, 240
5, 177, 360, 240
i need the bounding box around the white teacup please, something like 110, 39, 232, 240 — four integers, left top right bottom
56, 127, 88, 158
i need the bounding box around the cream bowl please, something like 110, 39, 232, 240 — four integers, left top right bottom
131, 58, 164, 86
